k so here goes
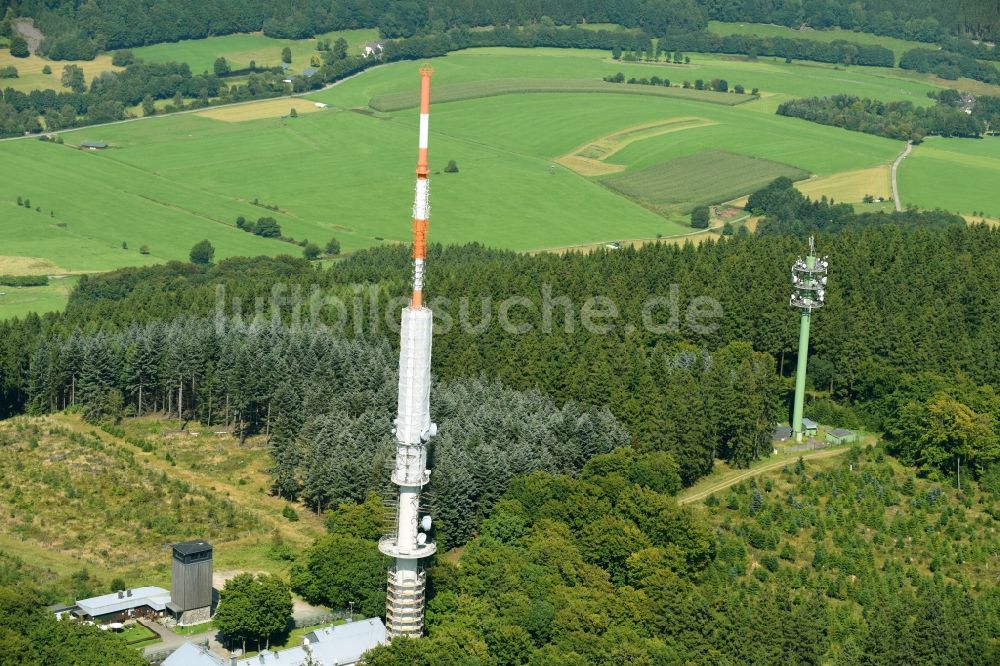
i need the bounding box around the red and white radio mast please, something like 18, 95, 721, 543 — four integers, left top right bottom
378, 65, 438, 639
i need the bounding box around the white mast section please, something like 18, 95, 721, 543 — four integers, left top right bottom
378, 65, 437, 640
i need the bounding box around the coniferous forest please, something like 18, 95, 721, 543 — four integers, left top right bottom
2, 1, 1000, 662
0, 156, 998, 664
4, 0, 999, 52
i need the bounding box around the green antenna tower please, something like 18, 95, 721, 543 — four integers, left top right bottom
790, 236, 828, 442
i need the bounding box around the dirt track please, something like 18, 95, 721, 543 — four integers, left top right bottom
891, 140, 913, 211
678, 446, 850, 505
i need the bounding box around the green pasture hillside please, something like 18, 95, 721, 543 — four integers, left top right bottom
1, 46, 999, 319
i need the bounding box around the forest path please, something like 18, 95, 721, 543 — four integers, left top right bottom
891, 140, 913, 212
677, 445, 851, 505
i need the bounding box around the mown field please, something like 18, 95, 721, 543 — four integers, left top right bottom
1, 45, 999, 318
898, 137, 1000, 219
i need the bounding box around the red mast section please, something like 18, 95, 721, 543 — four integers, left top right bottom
411, 65, 433, 309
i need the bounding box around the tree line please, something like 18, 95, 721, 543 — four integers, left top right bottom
6, 18, 992, 138
748, 177, 968, 236
0, 60, 226, 136
0, 584, 146, 665
3, 0, 705, 54
699, 0, 967, 42
776, 94, 989, 142
900, 47, 1000, 85
0, 25, 653, 138
4, 214, 1000, 487
20, 315, 627, 549
10, 0, 1000, 52
667, 30, 895, 67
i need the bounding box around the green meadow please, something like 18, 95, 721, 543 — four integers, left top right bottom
898, 137, 1000, 219
130, 28, 379, 74
0, 277, 79, 319
1, 45, 999, 318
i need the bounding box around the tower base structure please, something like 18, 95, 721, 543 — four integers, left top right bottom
381, 305, 437, 639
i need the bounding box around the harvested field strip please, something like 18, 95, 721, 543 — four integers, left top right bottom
557, 117, 718, 176
369, 78, 752, 112
603, 150, 810, 212
796, 165, 891, 203
0, 256, 69, 276
195, 98, 323, 122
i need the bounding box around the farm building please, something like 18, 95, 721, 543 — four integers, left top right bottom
72, 586, 171, 623
801, 418, 818, 436
162, 618, 388, 666
167, 540, 214, 626
301, 67, 318, 77
80, 140, 107, 150
827, 428, 858, 445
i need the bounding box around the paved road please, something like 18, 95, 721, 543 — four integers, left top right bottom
891, 141, 913, 212
140, 620, 218, 659
678, 446, 850, 505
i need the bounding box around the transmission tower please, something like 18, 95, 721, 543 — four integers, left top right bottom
790, 236, 828, 442
377, 66, 438, 639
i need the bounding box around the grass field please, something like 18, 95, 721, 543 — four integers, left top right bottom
707, 21, 933, 62
603, 150, 810, 212
0, 28, 377, 93
130, 29, 379, 74
898, 136, 1000, 218
2, 45, 999, 318
0, 277, 79, 318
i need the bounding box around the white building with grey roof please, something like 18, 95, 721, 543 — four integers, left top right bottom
162, 617, 387, 666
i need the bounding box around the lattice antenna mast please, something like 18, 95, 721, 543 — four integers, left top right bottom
379, 65, 438, 640
790, 235, 828, 442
